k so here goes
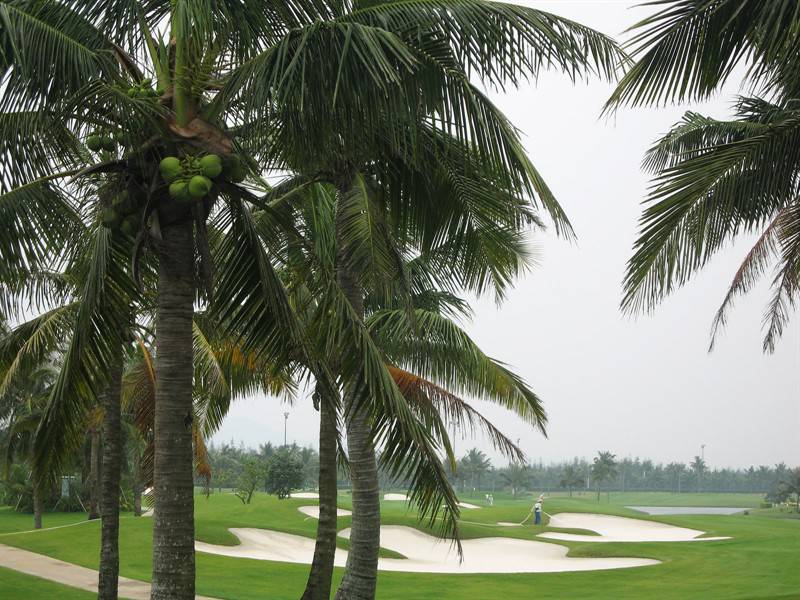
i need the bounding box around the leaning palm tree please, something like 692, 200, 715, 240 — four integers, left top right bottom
607, 1, 800, 351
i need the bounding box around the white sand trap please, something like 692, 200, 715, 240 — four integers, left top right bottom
540, 513, 730, 543
298, 506, 352, 519
496, 521, 522, 527
290, 492, 319, 499
383, 493, 408, 501
197, 528, 347, 566
458, 502, 480, 509
197, 526, 658, 573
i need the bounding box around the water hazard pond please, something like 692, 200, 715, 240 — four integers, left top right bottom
627, 506, 746, 515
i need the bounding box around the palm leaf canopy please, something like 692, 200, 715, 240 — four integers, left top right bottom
622, 88, 800, 350
607, 0, 800, 109
0, 0, 616, 533
248, 177, 543, 543
611, 2, 800, 351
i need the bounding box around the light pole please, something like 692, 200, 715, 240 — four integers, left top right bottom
701, 444, 706, 462
283, 412, 289, 447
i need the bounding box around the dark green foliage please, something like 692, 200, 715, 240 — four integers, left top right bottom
233, 458, 265, 505
266, 448, 305, 500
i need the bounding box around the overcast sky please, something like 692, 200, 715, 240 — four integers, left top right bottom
212, 1, 799, 470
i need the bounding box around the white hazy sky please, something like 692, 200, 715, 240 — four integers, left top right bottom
212, 1, 799, 470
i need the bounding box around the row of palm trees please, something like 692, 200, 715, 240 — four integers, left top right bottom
0, 2, 620, 599
1, 1, 798, 600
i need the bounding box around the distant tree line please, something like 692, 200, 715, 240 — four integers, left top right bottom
432, 448, 799, 501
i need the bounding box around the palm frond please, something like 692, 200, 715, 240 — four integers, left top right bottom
368, 307, 546, 432
33, 226, 135, 484
0, 174, 83, 280
606, 0, 800, 109
709, 211, 783, 350
0, 303, 77, 399
390, 366, 525, 462
314, 274, 461, 545
762, 202, 800, 352
622, 110, 800, 313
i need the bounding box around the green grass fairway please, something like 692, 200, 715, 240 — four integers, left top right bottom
0, 491, 797, 599
0, 566, 95, 599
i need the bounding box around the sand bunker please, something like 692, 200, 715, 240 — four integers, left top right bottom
383, 493, 408, 501
290, 492, 319, 499
458, 502, 480, 509
197, 526, 658, 573
298, 506, 352, 519
540, 513, 729, 543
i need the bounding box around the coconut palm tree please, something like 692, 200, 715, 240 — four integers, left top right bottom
608, 1, 800, 350
1, 3, 620, 597
254, 181, 545, 600
460, 449, 493, 491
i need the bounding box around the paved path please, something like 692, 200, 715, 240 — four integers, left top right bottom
0, 543, 218, 600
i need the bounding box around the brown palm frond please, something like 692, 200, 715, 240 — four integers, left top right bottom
389, 366, 524, 464
763, 202, 800, 352
709, 210, 784, 350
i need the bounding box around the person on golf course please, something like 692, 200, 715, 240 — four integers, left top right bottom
533, 495, 543, 525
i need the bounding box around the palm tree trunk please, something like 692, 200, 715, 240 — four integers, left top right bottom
32, 483, 42, 529
151, 219, 196, 600
98, 360, 123, 599
333, 184, 381, 600
335, 406, 380, 600
88, 427, 101, 520
301, 383, 339, 600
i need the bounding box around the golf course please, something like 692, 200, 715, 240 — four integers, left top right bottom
1, 0, 798, 598
0, 490, 797, 599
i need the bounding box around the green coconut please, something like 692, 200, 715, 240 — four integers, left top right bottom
113, 191, 138, 215
199, 154, 223, 178
160, 157, 183, 182
224, 155, 246, 183
100, 207, 121, 228
86, 135, 102, 152
188, 175, 213, 198
101, 136, 116, 152
169, 180, 190, 201
120, 216, 138, 237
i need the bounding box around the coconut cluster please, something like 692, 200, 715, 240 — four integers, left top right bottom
100, 189, 145, 237
127, 78, 160, 99
160, 153, 245, 202
85, 131, 118, 153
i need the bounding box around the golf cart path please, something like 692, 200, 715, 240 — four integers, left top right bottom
0, 543, 218, 600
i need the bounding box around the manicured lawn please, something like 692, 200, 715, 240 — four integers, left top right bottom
0, 491, 797, 599
0, 566, 95, 599
0, 506, 89, 534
